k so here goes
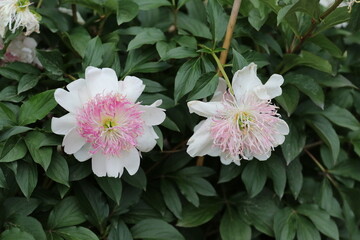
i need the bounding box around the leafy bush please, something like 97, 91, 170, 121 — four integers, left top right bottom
0, 0, 360, 239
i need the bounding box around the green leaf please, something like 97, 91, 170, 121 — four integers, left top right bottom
47, 196, 86, 229
122, 168, 147, 190
266, 156, 287, 198
0, 102, 16, 130
46, 153, 70, 187
273, 207, 296, 240
83, 37, 103, 69
310, 34, 343, 58
162, 47, 199, 60
277, 0, 320, 25
321, 104, 360, 131
296, 204, 339, 240
207, 0, 228, 42
281, 120, 306, 164
220, 208, 251, 240
174, 58, 202, 102
296, 216, 321, 240
177, 13, 212, 39
18, 90, 57, 126
36, 50, 63, 76
177, 198, 223, 227
12, 216, 46, 240
318, 179, 342, 218
0, 138, 27, 162
286, 159, 303, 199
241, 161, 267, 198
161, 180, 182, 219
3, 197, 39, 218
0, 228, 35, 240
135, 0, 171, 10
330, 159, 360, 181
317, 7, 350, 33
161, 117, 180, 132
24, 132, 53, 171
174, 177, 199, 206
108, 218, 133, 240
285, 73, 324, 109
66, 27, 91, 58
0, 86, 25, 102
218, 164, 242, 183
232, 49, 248, 74
55, 226, 99, 240
281, 51, 332, 74
117, 0, 139, 25
131, 219, 185, 240
187, 72, 218, 101
96, 177, 122, 205
15, 161, 38, 198
275, 85, 300, 116
127, 28, 166, 51
17, 74, 41, 94
0, 67, 22, 81
142, 78, 166, 93
0, 167, 6, 188
306, 115, 340, 160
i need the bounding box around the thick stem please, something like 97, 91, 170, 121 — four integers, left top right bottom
219, 0, 242, 66
71, 4, 78, 23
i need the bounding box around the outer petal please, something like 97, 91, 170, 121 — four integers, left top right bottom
232, 62, 262, 100
85, 67, 119, 97
54, 88, 83, 113
92, 153, 106, 177
136, 126, 158, 152
120, 147, 141, 175
254, 74, 284, 100
118, 76, 145, 103
62, 128, 86, 154
276, 119, 290, 135
254, 151, 272, 161
51, 113, 76, 135
106, 155, 124, 178
220, 152, 240, 165
211, 78, 227, 102
66, 78, 91, 104
187, 101, 222, 118
187, 119, 221, 157
138, 101, 166, 126
74, 143, 92, 162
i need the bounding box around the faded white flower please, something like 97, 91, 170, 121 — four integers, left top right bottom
2, 34, 40, 65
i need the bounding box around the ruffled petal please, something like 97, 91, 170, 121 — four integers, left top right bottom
85, 67, 119, 97
54, 88, 83, 113
254, 151, 271, 161
138, 101, 165, 126
92, 153, 106, 177
118, 76, 145, 103
232, 63, 262, 100
106, 155, 124, 178
211, 78, 227, 102
51, 113, 76, 135
187, 120, 221, 157
254, 74, 284, 100
120, 147, 141, 175
136, 126, 158, 152
187, 101, 222, 118
66, 78, 90, 104
220, 152, 240, 165
62, 128, 86, 154
74, 143, 92, 162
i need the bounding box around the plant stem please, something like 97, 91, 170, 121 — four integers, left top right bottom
211, 52, 234, 94
219, 0, 242, 66
36, 0, 43, 8
290, 0, 345, 53
71, 4, 78, 23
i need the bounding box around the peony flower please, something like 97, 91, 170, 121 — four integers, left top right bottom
51, 67, 166, 177
2, 34, 41, 65
187, 63, 289, 165
0, 0, 40, 38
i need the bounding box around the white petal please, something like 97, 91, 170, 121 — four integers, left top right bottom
120, 148, 141, 175
274, 134, 286, 145
136, 126, 158, 152
92, 153, 106, 177
51, 113, 76, 135
54, 88, 83, 113
106, 155, 124, 178
118, 76, 145, 102
138, 104, 166, 126
254, 151, 272, 161
187, 101, 222, 118
276, 119, 290, 135
66, 78, 90, 104
74, 143, 92, 162
254, 74, 284, 100
187, 119, 221, 157
211, 78, 227, 102
62, 128, 86, 154
232, 62, 263, 100
85, 67, 119, 97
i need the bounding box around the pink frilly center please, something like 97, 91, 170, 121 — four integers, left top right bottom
76, 93, 144, 156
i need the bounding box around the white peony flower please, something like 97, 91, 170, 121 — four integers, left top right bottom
187, 63, 289, 165
2, 34, 40, 65
52, 67, 166, 178
0, 0, 40, 38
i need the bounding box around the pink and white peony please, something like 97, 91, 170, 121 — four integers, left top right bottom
0, 0, 40, 38
51, 67, 166, 178
187, 63, 289, 165
2, 34, 41, 65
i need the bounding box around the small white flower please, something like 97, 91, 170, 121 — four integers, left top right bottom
3, 34, 40, 65
52, 67, 166, 178
187, 63, 289, 165
0, 0, 40, 38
